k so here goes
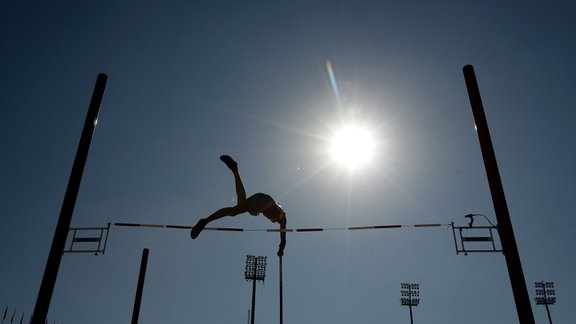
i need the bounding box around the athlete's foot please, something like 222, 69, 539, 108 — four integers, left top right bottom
191, 218, 208, 239
220, 155, 238, 170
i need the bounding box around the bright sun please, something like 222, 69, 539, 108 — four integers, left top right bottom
329, 123, 376, 170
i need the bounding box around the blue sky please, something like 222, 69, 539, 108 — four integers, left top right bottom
1, 0, 575, 323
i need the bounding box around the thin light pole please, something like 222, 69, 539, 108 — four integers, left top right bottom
31, 73, 108, 324
251, 272, 257, 324
132, 248, 150, 324
463, 65, 535, 324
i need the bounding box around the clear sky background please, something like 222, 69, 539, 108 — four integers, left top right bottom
1, 1, 575, 323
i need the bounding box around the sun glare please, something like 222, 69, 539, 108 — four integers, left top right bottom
329, 124, 376, 170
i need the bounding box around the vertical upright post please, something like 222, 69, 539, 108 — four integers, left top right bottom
463, 65, 535, 324
279, 256, 283, 324
132, 248, 150, 324
31, 73, 108, 324
409, 303, 414, 324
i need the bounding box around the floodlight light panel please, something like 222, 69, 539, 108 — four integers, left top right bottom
535, 297, 544, 305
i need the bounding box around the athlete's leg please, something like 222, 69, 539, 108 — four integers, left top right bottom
231, 168, 247, 205
205, 205, 246, 222
191, 204, 250, 239
220, 155, 247, 205
192, 155, 248, 240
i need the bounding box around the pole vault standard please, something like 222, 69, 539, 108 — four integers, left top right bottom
31, 74, 108, 324
463, 65, 535, 324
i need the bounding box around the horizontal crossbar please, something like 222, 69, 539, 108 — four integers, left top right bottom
114, 222, 450, 232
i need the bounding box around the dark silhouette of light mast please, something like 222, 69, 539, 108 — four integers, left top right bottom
400, 283, 420, 324
534, 281, 556, 324
245, 255, 266, 324
463, 65, 535, 324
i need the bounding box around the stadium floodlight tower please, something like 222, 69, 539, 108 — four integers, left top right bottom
245, 255, 267, 324
534, 281, 556, 324
400, 283, 420, 324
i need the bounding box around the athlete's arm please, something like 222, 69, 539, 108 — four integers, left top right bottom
277, 217, 286, 257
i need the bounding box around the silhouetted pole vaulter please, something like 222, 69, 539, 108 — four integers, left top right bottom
132, 249, 150, 324
191, 155, 287, 257
463, 65, 535, 324
31, 73, 108, 324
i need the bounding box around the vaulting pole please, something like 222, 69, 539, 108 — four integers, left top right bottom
132, 248, 150, 324
279, 256, 283, 324
31, 73, 108, 324
463, 65, 535, 324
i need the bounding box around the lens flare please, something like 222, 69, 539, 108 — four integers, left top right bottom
326, 60, 341, 108
329, 124, 376, 169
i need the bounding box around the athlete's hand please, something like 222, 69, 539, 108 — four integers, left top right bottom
277, 243, 285, 257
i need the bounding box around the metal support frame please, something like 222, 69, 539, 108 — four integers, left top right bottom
65, 223, 110, 255
451, 221, 502, 255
